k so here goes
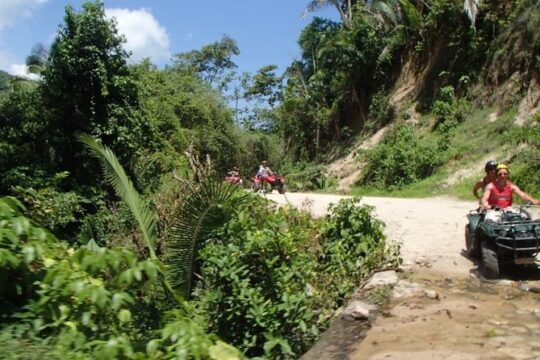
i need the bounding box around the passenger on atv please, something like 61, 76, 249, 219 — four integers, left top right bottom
472, 160, 498, 202
480, 163, 538, 219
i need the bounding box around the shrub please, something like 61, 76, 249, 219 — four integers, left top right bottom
362, 125, 444, 189
196, 196, 394, 359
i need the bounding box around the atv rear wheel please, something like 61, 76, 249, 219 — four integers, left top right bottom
465, 224, 479, 258
480, 241, 500, 279
278, 185, 286, 194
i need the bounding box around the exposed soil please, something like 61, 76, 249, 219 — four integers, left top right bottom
264, 192, 540, 360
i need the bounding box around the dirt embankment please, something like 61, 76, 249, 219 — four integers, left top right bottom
265, 193, 540, 360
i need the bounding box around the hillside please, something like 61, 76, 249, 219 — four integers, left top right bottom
0, 70, 11, 95
323, 0, 539, 198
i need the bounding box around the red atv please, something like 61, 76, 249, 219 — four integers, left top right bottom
224, 173, 243, 186
251, 174, 286, 194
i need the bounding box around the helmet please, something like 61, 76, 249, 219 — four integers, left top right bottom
496, 163, 509, 173
262, 160, 268, 165
484, 160, 497, 172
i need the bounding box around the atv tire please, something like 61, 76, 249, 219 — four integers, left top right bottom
480, 241, 500, 279
465, 224, 479, 258
278, 185, 286, 194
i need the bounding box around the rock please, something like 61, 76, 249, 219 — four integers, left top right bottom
363, 270, 399, 290
391, 280, 425, 300
424, 290, 439, 300
341, 300, 377, 321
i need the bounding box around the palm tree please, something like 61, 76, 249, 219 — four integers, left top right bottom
78, 133, 247, 299
464, 0, 481, 28
303, 0, 356, 27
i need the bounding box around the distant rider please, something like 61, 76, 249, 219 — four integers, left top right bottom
257, 160, 273, 181
226, 166, 242, 185
228, 166, 240, 177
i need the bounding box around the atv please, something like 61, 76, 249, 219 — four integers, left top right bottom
250, 174, 286, 194
465, 204, 540, 279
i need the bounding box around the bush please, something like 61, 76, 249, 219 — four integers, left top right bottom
196, 196, 394, 358
0, 196, 235, 360
362, 124, 444, 189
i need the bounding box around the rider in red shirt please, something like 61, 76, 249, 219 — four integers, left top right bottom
481, 164, 538, 210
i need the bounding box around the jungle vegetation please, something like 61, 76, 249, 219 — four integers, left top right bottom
1, 0, 539, 358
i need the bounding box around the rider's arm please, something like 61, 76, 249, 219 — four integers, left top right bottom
472, 179, 483, 200
511, 184, 539, 205
480, 184, 493, 209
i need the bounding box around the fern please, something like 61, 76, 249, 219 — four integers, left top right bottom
167, 180, 248, 297
78, 133, 158, 260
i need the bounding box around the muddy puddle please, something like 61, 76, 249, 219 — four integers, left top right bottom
302, 267, 540, 360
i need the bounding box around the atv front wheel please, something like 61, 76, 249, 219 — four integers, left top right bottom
278, 185, 286, 194
480, 241, 500, 279
465, 224, 479, 258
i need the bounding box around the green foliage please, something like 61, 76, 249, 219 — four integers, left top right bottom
0, 70, 12, 96
0, 197, 61, 313
0, 86, 51, 193
196, 196, 393, 358
507, 113, 540, 194
11, 185, 89, 240
0, 195, 235, 359
276, 6, 409, 161
167, 180, 249, 297
281, 162, 336, 192
41, 1, 153, 187
244, 65, 281, 108
368, 90, 396, 130
79, 134, 158, 260
173, 34, 240, 87
318, 197, 396, 300
362, 124, 444, 189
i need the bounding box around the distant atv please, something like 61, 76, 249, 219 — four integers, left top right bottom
251, 174, 286, 194
465, 204, 540, 279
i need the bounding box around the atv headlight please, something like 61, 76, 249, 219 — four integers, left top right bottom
498, 229, 508, 237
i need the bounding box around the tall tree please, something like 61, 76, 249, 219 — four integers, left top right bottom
172, 35, 240, 86
41, 1, 151, 185
303, 0, 357, 27
25, 43, 49, 75
244, 65, 281, 108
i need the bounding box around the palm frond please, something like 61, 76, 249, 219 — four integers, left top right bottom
77, 133, 158, 260
463, 0, 481, 28
371, 1, 398, 26
167, 180, 249, 297
398, 0, 421, 30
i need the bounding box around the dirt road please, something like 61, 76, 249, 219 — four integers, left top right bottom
264, 192, 540, 360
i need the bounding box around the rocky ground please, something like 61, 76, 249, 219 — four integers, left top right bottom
264, 192, 540, 360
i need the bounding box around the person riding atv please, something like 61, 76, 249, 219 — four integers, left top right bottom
252, 161, 285, 194
480, 164, 538, 217
225, 166, 243, 186
465, 164, 540, 278
257, 161, 273, 180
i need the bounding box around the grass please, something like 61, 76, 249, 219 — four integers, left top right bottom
346, 105, 539, 201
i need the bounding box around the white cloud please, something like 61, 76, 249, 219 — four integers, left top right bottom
9, 63, 41, 81
0, 0, 48, 74
0, 0, 48, 30
105, 8, 170, 65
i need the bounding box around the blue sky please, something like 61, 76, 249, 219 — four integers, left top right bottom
0, 0, 339, 78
